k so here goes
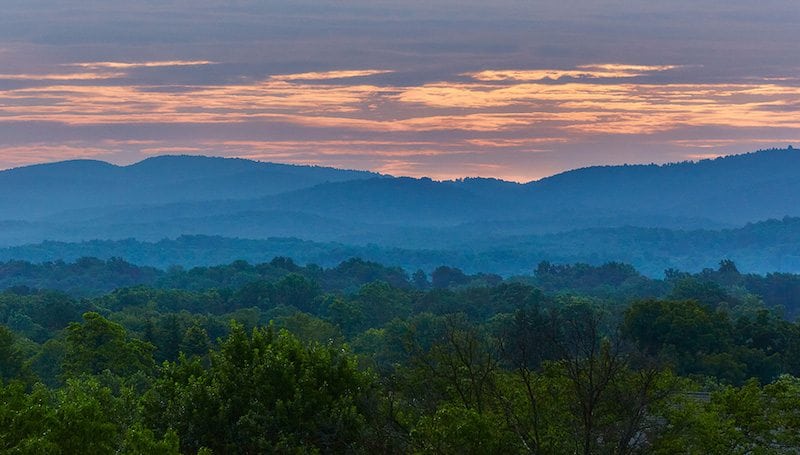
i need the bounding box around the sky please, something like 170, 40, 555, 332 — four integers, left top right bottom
0, 0, 799, 181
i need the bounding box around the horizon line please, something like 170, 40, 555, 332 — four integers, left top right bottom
0, 146, 796, 184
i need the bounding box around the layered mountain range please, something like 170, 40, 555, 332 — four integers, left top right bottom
2, 147, 799, 275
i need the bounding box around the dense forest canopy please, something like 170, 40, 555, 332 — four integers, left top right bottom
3, 256, 800, 453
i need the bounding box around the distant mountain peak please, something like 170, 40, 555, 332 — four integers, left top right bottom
126, 154, 382, 176
3, 158, 118, 173
0, 154, 380, 220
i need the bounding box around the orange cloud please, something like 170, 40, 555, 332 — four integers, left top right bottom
465, 138, 566, 148
468, 64, 680, 81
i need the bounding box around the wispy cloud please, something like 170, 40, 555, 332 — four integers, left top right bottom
69, 60, 216, 69
0, 60, 217, 84
139, 146, 204, 155
270, 70, 394, 81
671, 138, 800, 149
684, 153, 726, 160
0, 72, 125, 81
468, 64, 681, 82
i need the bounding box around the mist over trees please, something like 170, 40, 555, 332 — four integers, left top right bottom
3, 215, 800, 277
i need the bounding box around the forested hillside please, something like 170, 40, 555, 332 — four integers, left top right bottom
3, 256, 800, 453
1, 149, 799, 253
528, 147, 800, 224
0, 155, 379, 220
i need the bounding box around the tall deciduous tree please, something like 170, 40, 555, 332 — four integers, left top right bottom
63, 312, 155, 379
146, 322, 376, 453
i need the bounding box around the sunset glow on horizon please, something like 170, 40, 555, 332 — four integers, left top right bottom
1, 0, 798, 181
